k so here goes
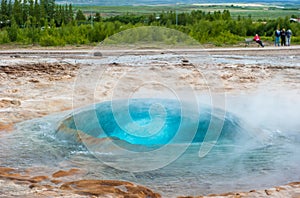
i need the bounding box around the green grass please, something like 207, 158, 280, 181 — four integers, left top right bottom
76, 4, 300, 20
229, 10, 300, 20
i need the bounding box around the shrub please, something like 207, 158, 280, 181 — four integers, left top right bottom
0, 30, 10, 44
39, 34, 65, 46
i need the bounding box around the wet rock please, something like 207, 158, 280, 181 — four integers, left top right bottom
11, 100, 20, 105
29, 79, 40, 83
52, 168, 81, 178
181, 59, 194, 66
31, 176, 49, 183
0, 99, 21, 108
0, 167, 15, 174
288, 182, 300, 187
0, 167, 47, 184
275, 186, 286, 192
60, 180, 161, 198
219, 192, 236, 196
8, 89, 19, 93
0, 172, 37, 183
93, 51, 102, 57
29, 183, 53, 190
10, 55, 21, 58
221, 72, 233, 80
0, 122, 14, 132
265, 189, 272, 195
42, 184, 54, 190
51, 179, 62, 184
0, 63, 79, 78
29, 183, 42, 189
109, 62, 119, 66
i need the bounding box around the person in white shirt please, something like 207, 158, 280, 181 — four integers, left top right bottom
286, 29, 292, 46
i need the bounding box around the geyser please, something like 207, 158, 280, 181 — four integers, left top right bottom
56, 98, 256, 147
2, 98, 299, 196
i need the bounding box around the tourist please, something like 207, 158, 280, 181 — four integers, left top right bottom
280, 28, 286, 46
253, 34, 264, 47
274, 28, 280, 46
286, 29, 292, 46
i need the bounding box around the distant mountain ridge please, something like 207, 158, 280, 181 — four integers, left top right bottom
57, 0, 300, 6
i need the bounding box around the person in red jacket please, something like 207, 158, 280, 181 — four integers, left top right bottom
253, 34, 264, 47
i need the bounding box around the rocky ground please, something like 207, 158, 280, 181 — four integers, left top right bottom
0, 47, 300, 197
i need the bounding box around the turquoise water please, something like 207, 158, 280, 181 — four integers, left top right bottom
1, 98, 300, 196
58, 99, 249, 146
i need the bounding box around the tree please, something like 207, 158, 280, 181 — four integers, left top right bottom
29, 0, 34, 18
75, 9, 85, 21
42, 0, 55, 21
7, 17, 18, 41
12, 0, 23, 25
33, 0, 40, 22
1, 0, 8, 20
67, 4, 73, 23
222, 10, 231, 20
22, 0, 29, 25
39, 0, 46, 21
54, 4, 62, 26
94, 12, 101, 22
7, 0, 12, 19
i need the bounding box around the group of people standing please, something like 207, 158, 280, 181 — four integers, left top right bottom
275, 28, 292, 46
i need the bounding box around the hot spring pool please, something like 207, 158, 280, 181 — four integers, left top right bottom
1, 98, 300, 197
57, 98, 254, 146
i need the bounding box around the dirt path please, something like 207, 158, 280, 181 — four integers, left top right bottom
0, 45, 300, 55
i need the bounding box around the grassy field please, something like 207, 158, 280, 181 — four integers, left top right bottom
77, 4, 300, 20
